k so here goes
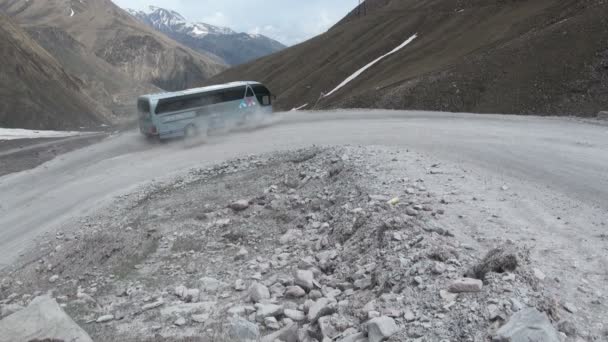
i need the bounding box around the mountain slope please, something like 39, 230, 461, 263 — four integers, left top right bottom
0, 14, 109, 130
127, 6, 286, 66
25, 25, 159, 121
209, 0, 608, 116
0, 0, 227, 91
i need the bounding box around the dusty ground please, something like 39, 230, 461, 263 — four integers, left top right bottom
1, 146, 605, 341
0, 134, 107, 177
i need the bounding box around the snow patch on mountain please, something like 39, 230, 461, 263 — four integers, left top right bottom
0, 128, 87, 140
324, 34, 418, 97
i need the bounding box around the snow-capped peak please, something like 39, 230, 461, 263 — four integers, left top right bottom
126, 6, 235, 38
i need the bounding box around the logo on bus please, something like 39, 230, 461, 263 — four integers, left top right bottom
239, 98, 257, 109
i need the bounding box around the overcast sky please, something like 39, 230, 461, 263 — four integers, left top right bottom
112, 0, 356, 45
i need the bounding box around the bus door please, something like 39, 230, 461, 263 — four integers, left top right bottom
238, 85, 257, 124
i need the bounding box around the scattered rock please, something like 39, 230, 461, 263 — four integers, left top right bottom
270, 282, 286, 298
175, 286, 200, 303
294, 269, 314, 290
403, 308, 416, 322
235, 279, 247, 291
309, 289, 323, 300
285, 285, 306, 298
191, 313, 209, 323
493, 308, 560, 342
510, 298, 524, 312
432, 262, 446, 275
96, 314, 114, 323
264, 316, 281, 330
0, 296, 93, 342
48, 275, 59, 283
255, 303, 283, 320
448, 278, 483, 293
280, 229, 302, 244
319, 315, 340, 339
354, 277, 373, 290
249, 282, 270, 303
0, 303, 24, 319
487, 304, 503, 321
200, 277, 224, 293
465, 244, 518, 279
368, 310, 381, 319
141, 300, 164, 311
339, 332, 368, 342
308, 298, 337, 323
229, 199, 250, 211
562, 302, 577, 313
405, 207, 419, 217
174, 316, 187, 326
439, 290, 458, 303
236, 247, 249, 260
387, 197, 400, 206
260, 322, 298, 342
284, 309, 306, 321
557, 320, 577, 337
533, 268, 546, 281
228, 317, 260, 341
367, 316, 399, 342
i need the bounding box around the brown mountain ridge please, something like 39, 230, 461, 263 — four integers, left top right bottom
0, 0, 226, 91
0, 14, 110, 130
209, 0, 608, 116
0, 0, 228, 129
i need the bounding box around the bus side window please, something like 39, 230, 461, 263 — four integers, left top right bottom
221, 87, 247, 102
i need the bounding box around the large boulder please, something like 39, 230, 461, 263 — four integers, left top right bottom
228, 317, 260, 342
249, 282, 271, 303
0, 296, 92, 342
261, 322, 298, 342
307, 298, 337, 323
493, 308, 560, 342
0, 303, 24, 319
367, 316, 399, 342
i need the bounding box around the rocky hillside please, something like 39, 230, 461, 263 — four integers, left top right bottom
25, 25, 159, 121
0, 14, 109, 130
210, 0, 608, 116
0, 0, 226, 91
127, 6, 286, 66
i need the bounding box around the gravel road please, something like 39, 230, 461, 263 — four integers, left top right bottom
1, 110, 606, 268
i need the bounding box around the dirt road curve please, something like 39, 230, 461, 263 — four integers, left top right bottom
0, 110, 607, 270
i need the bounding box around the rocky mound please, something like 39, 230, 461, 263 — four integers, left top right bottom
209, 0, 608, 116
0, 14, 110, 130
0, 147, 575, 341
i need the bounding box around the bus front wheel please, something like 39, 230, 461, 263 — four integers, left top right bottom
184, 124, 198, 139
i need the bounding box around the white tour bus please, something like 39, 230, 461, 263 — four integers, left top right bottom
138, 81, 273, 140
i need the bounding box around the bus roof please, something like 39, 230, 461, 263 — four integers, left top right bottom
140, 81, 263, 101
